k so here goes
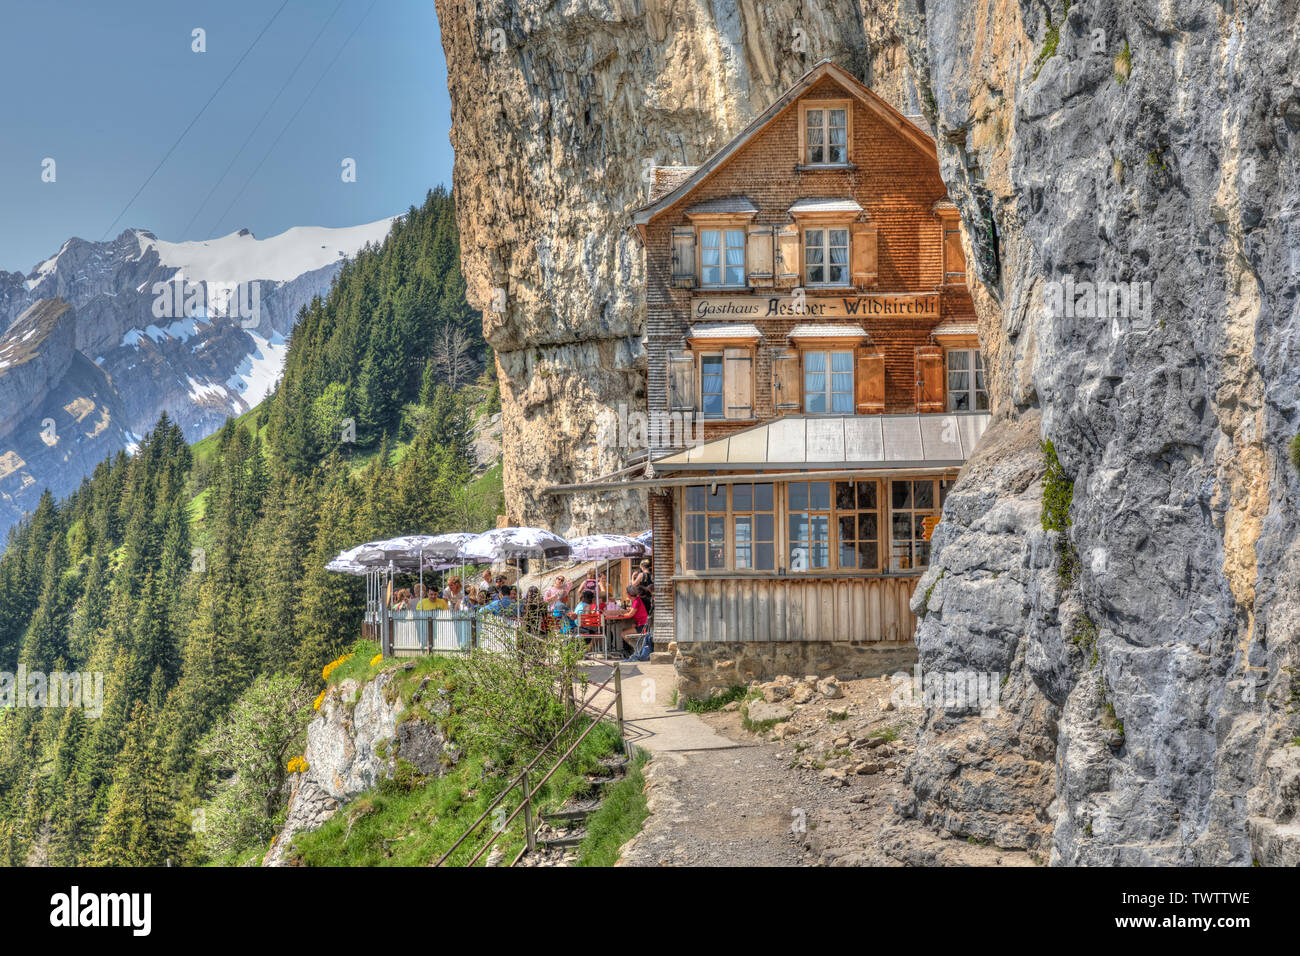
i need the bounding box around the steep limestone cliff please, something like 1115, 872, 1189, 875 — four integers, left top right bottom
904, 0, 1300, 864
435, 0, 917, 535
438, 0, 1300, 864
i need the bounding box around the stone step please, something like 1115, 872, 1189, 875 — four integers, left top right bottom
537, 832, 585, 850
648, 651, 675, 664
544, 807, 592, 824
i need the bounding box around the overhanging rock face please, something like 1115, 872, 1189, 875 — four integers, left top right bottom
435, 0, 918, 536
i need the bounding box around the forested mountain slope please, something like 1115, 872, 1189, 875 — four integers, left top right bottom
0, 188, 501, 866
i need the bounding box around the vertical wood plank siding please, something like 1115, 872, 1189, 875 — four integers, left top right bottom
673, 576, 917, 643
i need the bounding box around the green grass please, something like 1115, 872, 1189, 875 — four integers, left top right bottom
292, 719, 625, 867
868, 727, 899, 742
683, 684, 748, 713
191, 403, 264, 464
1032, 1, 1071, 80
574, 747, 649, 867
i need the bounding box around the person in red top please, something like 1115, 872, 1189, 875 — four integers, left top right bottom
623, 585, 652, 659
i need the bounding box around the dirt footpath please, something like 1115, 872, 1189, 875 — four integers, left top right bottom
595, 663, 1037, 867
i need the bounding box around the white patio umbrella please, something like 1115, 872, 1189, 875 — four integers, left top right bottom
458, 527, 572, 563
567, 534, 647, 561
634, 530, 652, 553
567, 534, 648, 638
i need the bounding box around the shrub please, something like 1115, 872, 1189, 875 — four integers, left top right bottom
197, 675, 314, 860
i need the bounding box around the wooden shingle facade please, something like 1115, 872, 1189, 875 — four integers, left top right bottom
546, 61, 989, 692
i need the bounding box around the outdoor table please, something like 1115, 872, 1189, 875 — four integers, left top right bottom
601, 608, 637, 657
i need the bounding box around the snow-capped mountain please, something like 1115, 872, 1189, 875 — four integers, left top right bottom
0, 218, 397, 538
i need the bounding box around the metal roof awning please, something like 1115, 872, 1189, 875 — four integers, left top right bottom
653, 412, 991, 472
788, 197, 864, 216
688, 322, 763, 341
788, 323, 869, 340
685, 196, 758, 217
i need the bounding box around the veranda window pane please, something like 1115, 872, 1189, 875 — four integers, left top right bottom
914, 480, 934, 509
789, 482, 808, 510
755, 483, 773, 511
857, 481, 876, 509
892, 481, 911, 509
686, 485, 705, 511
836, 481, 855, 510
810, 482, 830, 510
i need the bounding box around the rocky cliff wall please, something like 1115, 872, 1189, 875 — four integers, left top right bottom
265, 669, 453, 866
435, 0, 917, 535
904, 0, 1300, 864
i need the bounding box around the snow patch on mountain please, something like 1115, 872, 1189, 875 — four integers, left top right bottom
146, 218, 397, 283
227, 331, 287, 405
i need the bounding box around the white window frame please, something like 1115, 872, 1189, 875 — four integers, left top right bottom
945, 348, 988, 412
699, 227, 746, 288
803, 104, 849, 165
802, 349, 855, 415
803, 226, 850, 287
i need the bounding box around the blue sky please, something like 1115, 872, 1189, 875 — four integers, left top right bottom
0, 0, 454, 272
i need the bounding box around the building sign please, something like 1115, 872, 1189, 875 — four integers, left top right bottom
921, 515, 942, 541
692, 294, 939, 321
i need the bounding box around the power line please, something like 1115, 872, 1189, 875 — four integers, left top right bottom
179, 0, 348, 241
100, 0, 293, 241
207, 0, 379, 240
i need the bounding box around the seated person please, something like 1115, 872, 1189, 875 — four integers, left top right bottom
411, 584, 447, 611
551, 599, 576, 634
478, 585, 516, 617
543, 575, 568, 607
574, 588, 603, 652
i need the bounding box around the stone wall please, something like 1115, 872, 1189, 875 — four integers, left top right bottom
675, 639, 917, 701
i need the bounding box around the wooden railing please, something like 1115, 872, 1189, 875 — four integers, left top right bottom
432, 663, 627, 868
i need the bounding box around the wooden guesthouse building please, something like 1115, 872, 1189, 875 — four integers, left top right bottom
560, 61, 990, 694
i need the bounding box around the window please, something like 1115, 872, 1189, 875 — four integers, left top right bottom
731, 483, 775, 570
888, 479, 949, 571
788, 481, 832, 570
700, 228, 745, 286
803, 350, 854, 414
835, 480, 880, 570
700, 354, 724, 419
804, 228, 849, 286
946, 349, 988, 411
684, 483, 775, 571
804, 106, 847, 164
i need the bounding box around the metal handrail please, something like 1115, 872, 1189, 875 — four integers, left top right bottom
432, 663, 624, 867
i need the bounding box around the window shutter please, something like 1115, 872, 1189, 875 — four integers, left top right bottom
668, 350, 696, 411
915, 346, 944, 413
770, 347, 802, 415
671, 228, 696, 288
746, 226, 773, 287
855, 348, 885, 414
776, 226, 801, 287
723, 348, 754, 419
851, 222, 878, 288
944, 225, 965, 281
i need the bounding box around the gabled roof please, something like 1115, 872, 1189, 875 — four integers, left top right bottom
654, 412, 991, 472
634, 60, 936, 233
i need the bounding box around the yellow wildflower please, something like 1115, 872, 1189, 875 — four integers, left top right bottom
369, 653, 383, 668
